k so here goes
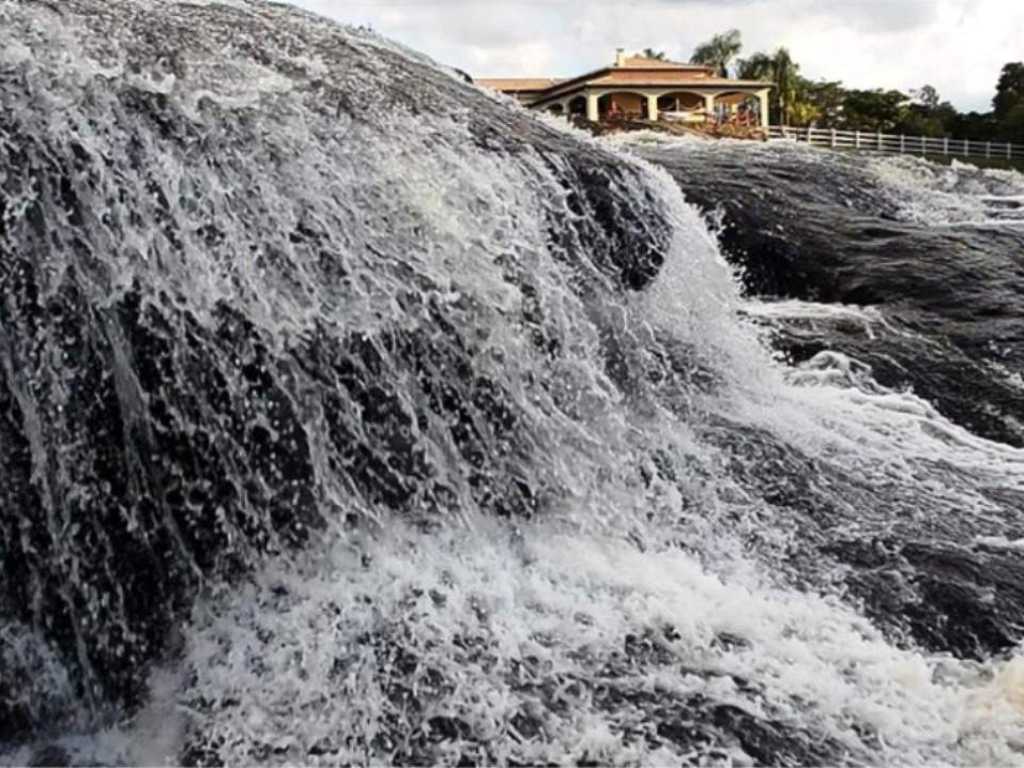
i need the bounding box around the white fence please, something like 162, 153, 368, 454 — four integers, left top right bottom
768, 125, 1024, 161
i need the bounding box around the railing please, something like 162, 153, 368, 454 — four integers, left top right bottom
767, 125, 1024, 161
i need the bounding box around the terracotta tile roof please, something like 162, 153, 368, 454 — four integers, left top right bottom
698, 77, 774, 87
477, 78, 561, 92
591, 73, 772, 88
619, 56, 711, 71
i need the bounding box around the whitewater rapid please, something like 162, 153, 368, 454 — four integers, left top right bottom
2, 3, 1024, 766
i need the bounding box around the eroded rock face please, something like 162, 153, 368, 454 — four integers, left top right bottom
0, 0, 671, 728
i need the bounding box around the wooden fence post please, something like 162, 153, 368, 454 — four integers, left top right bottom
986, 141, 992, 158
900, 134, 905, 153
964, 138, 968, 155
943, 137, 949, 156
877, 131, 882, 151
830, 129, 836, 148
1009, 143, 1013, 160
855, 130, 861, 149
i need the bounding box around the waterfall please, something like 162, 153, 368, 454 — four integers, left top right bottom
2, 2, 1023, 765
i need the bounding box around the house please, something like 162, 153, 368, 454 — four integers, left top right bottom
478, 49, 772, 127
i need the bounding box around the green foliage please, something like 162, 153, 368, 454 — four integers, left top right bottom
669, 34, 1022, 142
735, 48, 799, 124
1004, 102, 1024, 142
796, 79, 844, 126
839, 89, 909, 131
993, 62, 1024, 119
690, 29, 742, 77
912, 85, 941, 110
772, 48, 796, 125
736, 52, 772, 80
947, 111, 1000, 142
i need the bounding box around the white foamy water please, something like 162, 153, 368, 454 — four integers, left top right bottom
2, 3, 1024, 766
868, 156, 1024, 227
742, 298, 897, 340
17, 145, 1024, 766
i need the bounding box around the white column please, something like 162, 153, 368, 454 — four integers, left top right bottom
646, 94, 659, 122
758, 89, 769, 128
703, 93, 716, 122
586, 92, 599, 122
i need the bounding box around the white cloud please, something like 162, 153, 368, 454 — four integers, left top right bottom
290, 0, 1024, 112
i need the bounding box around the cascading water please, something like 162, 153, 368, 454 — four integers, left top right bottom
627, 135, 1024, 449
1, 2, 1023, 765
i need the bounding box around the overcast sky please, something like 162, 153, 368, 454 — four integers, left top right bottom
290, 0, 1023, 113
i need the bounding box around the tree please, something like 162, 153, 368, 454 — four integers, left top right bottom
1004, 101, 1024, 142
641, 48, 667, 61
788, 99, 821, 127
912, 84, 941, 109
772, 47, 797, 125
894, 85, 958, 137
735, 48, 799, 125
690, 29, 742, 77
736, 52, 772, 81
798, 79, 845, 126
993, 62, 1024, 119
840, 89, 909, 132
948, 111, 999, 142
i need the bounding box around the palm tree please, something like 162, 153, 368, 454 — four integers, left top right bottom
690, 29, 742, 77
736, 47, 799, 125
736, 52, 774, 125
772, 47, 797, 125
736, 52, 772, 81
641, 48, 667, 61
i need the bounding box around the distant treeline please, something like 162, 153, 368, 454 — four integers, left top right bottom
644, 31, 1024, 142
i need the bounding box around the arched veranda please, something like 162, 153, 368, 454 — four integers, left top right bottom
597, 91, 650, 120
656, 91, 709, 123
656, 91, 705, 113
713, 91, 763, 125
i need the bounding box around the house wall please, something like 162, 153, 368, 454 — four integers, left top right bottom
609, 93, 645, 116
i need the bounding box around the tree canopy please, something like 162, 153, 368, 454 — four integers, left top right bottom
736, 48, 798, 124
685, 32, 1024, 141
993, 63, 1024, 119
690, 29, 742, 77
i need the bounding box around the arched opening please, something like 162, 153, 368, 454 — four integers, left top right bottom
656, 91, 708, 124
597, 91, 648, 121
547, 103, 564, 116
568, 96, 587, 117
713, 91, 761, 127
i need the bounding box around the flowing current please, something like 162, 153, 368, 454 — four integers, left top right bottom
1, 2, 1023, 765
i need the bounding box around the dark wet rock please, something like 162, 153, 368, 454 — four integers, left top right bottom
0, 623, 76, 744
692, 417, 1024, 660
828, 538, 1024, 658
27, 744, 70, 768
